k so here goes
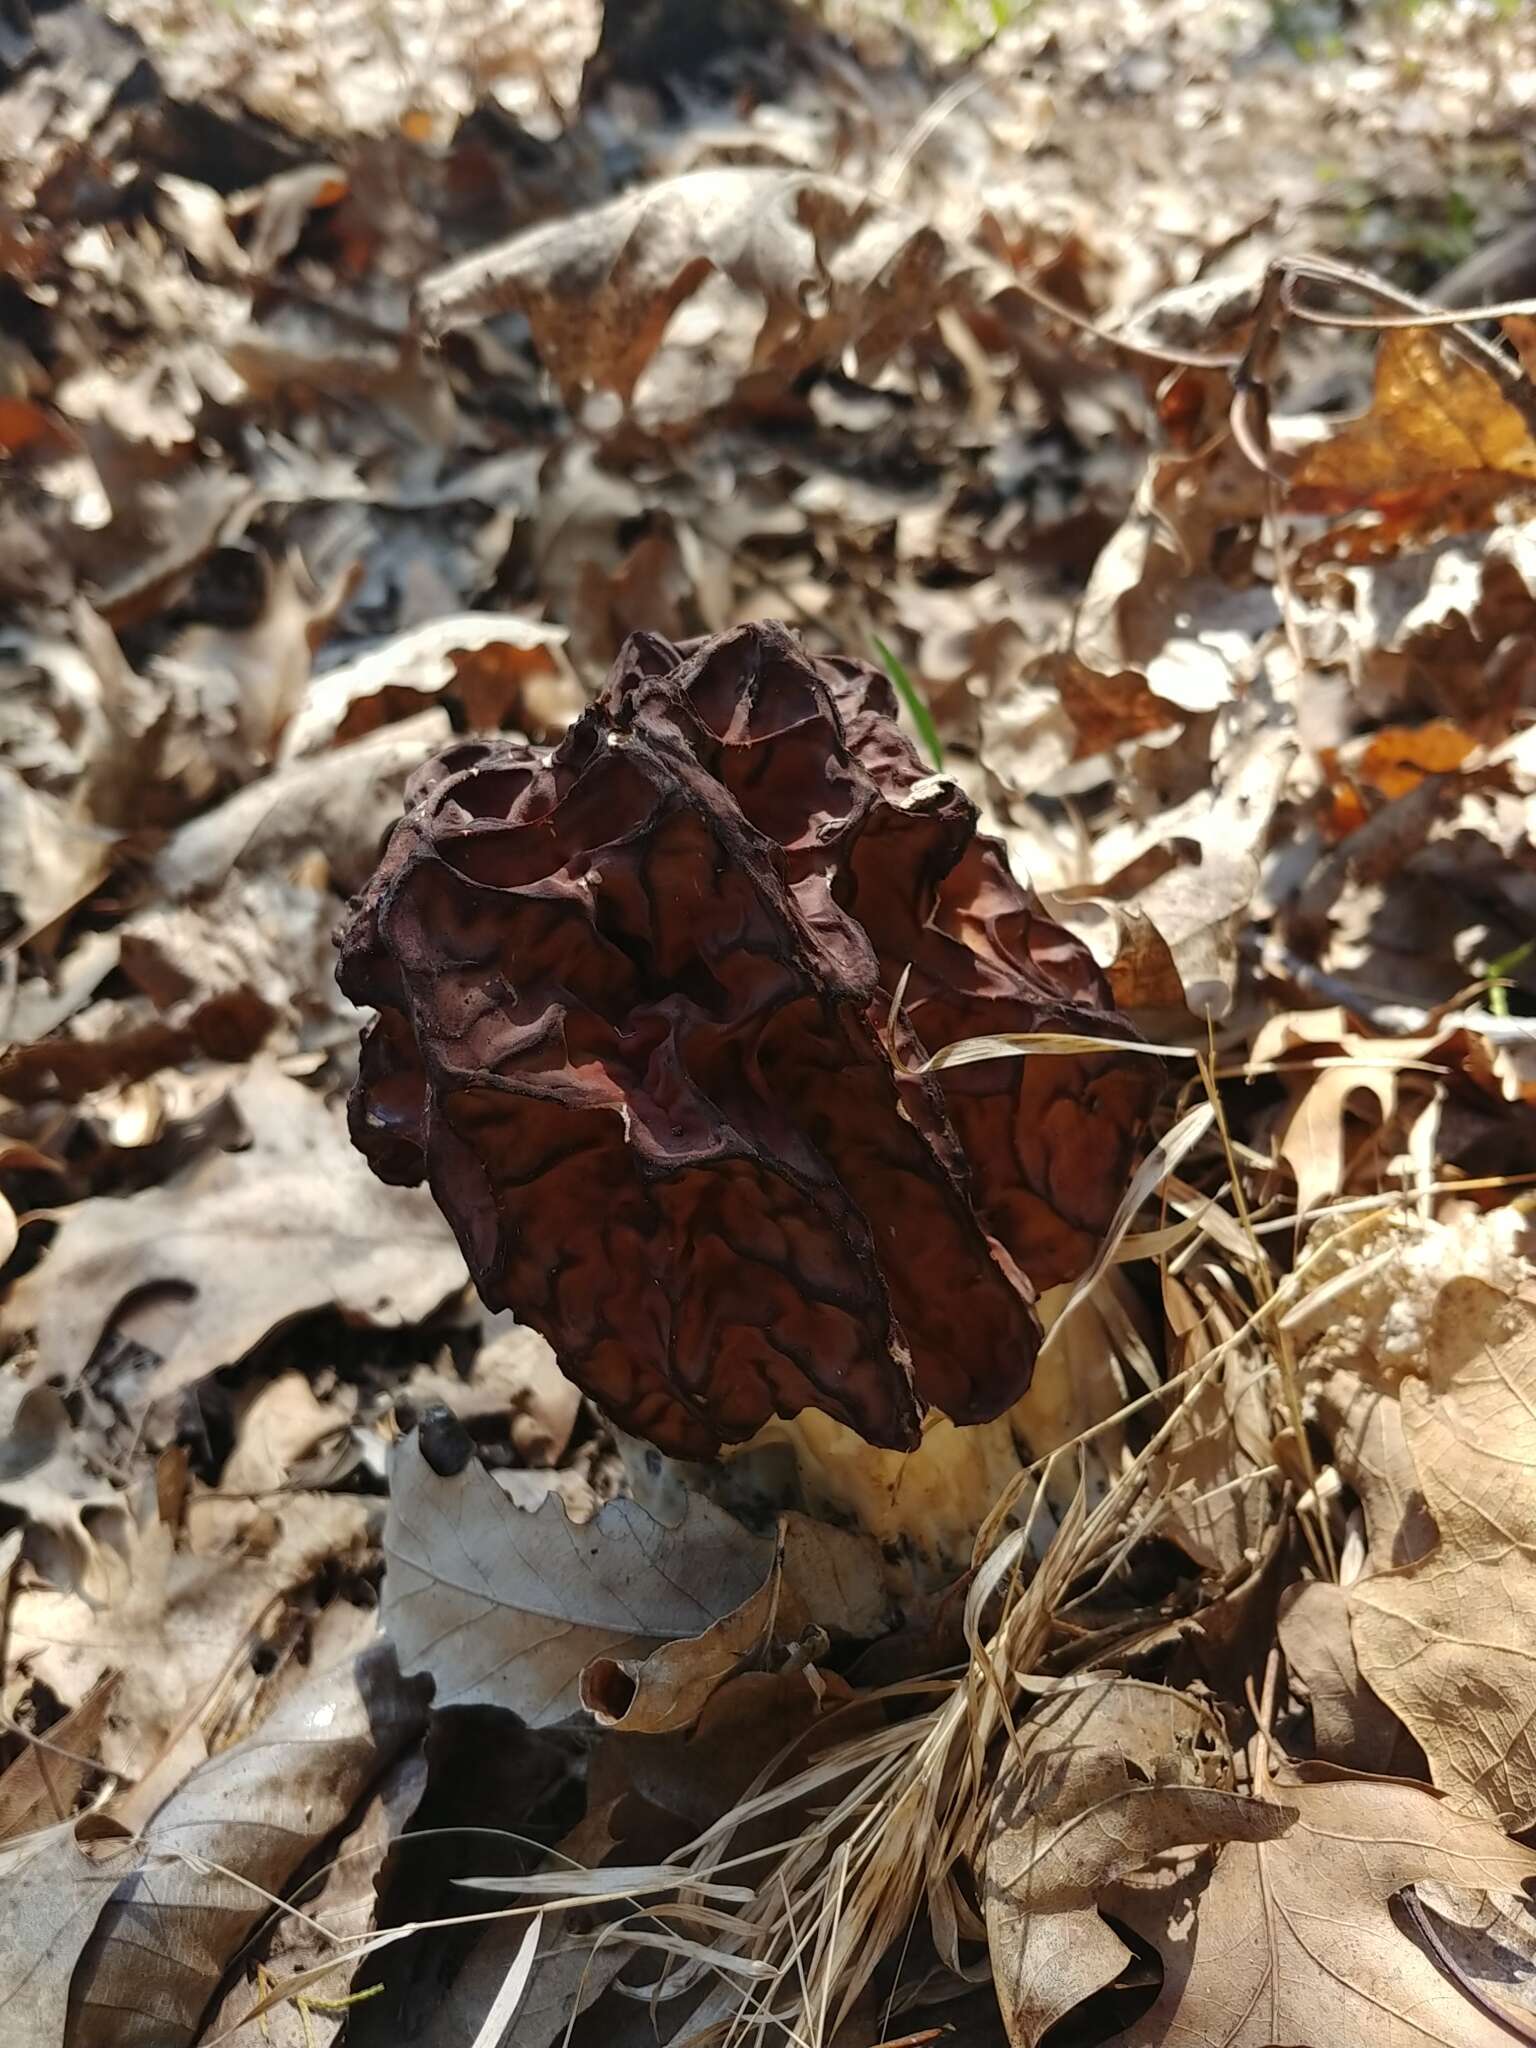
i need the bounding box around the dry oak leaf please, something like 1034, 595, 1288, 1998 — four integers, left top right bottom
278, 612, 575, 761
384, 1428, 888, 1732
420, 169, 992, 407
66, 1642, 427, 2048
0, 1672, 119, 1845
1278, 1579, 1422, 1776
7, 1494, 376, 1784
1105, 1772, 1536, 2048
0, 766, 116, 947
1314, 1365, 1437, 1570
1247, 1008, 1493, 1216
0, 1063, 465, 1399
1289, 326, 1536, 551
984, 1677, 1287, 2048
1352, 1277, 1536, 1829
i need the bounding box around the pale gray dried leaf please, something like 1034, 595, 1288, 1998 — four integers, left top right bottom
0, 1064, 465, 1399
384, 1432, 774, 1727
0, 1379, 132, 1599
66, 1641, 428, 2048
385, 1433, 885, 1733
151, 709, 450, 900
202, 1746, 428, 2047
6, 930, 122, 1041
0, 1817, 128, 2046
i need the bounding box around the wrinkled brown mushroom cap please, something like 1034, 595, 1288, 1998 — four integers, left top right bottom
339, 623, 1158, 1458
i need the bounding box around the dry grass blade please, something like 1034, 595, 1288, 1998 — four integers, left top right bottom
915, 1030, 1196, 1072
468, 1912, 544, 2048
603, 1120, 1261, 2046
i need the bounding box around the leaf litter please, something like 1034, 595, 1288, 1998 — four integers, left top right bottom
6, 0, 1536, 2043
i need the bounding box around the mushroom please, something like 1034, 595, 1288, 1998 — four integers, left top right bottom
340, 621, 1159, 1490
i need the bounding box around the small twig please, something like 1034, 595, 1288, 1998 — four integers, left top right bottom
1272, 252, 1536, 437
1246, 1647, 1283, 1797
876, 71, 992, 197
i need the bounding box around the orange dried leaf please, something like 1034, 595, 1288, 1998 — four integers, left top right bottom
1289, 327, 1536, 538
1318, 777, 1367, 842
1357, 718, 1477, 799
0, 397, 53, 456
1502, 313, 1536, 382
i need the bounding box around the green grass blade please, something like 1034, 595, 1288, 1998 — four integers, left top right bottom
871, 635, 943, 771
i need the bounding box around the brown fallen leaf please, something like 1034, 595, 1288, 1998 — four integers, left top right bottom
1352, 1277, 1536, 1829
384, 1428, 889, 1733
1289, 326, 1536, 553
0, 986, 276, 1107
1316, 1365, 1439, 1571
0, 1063, 466, 1400
278, 611, 576, 759
149, 550, 357, 779
1153, 1259, 1275, 1579
67, 1641, 429, 2048
584, 1511, 890, 1732
1278, 1579, 1419, 1775
1047, 725, 1291, 1023
221, 1370, 357, 1495
0, 766, 116, 949
984, 1677, 1290, 2048
1107, 1772, 1536, 2048
0, 1672, 119, 1842
1356, 718, 1481, 799
420, 168, 1015, 410
1247, 1008, 1497, 1216
6, 1489, 376, 1787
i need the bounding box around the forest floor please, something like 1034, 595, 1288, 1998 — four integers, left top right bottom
5, 0, 1536, 2043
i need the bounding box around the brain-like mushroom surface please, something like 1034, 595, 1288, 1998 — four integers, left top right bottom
339, 623, 1159, 1458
